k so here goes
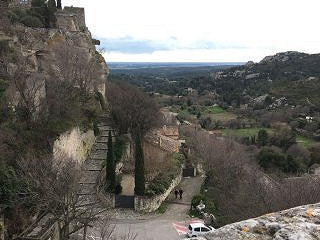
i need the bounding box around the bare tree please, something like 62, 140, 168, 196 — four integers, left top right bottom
5, 58, 46, 125
49, 43, 101, 101
181, 126, 320, 224
106, 82, 160, 195
180, 126, 284, 222
19, 154, 102, 240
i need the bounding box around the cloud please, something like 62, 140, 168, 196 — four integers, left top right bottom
98, 37, 248, 54
98, 37, 172, 54
64, 0, 320, 61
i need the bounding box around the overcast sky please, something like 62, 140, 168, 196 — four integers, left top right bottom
63, 0, 320, 62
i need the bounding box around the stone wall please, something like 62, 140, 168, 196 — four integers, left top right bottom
55, 7, 86, 32
53, 127, 95, 163
134, 169, 182, 212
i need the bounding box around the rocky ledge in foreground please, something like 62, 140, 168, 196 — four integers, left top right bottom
205, 203, 320, 240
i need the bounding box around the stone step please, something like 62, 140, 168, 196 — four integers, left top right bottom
84, 158, 102, 165
94, 143, 108, 150
97, 136, 109, 143
98, 125, 114, 131
78, 183, 96, 195
79, 172, 99, 183
82, 164, 102, 171
99, 132, 117, 138
92, 149, 107, 155
91, 153, 106, 160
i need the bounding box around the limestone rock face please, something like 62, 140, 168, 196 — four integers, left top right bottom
205, 203, 320, 240
1, 6, 108, 104
53, 127, 95, 163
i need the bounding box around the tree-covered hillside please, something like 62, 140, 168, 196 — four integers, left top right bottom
213, 51, 320, 107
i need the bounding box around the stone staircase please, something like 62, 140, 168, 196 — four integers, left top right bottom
77, 113, 117, 208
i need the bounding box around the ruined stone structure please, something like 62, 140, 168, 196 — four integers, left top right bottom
1, 5, 108, 109
55, 7, 87, 32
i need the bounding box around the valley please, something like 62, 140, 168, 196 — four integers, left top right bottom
1, 1, 320, 240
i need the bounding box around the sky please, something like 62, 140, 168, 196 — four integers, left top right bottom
63, 0, 320, 62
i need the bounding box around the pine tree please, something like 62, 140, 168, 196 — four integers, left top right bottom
57, 0, 62, 9
106, 130, 116, 192
47, 0, 57, 28
134, 134, 145, 195
257, 129, 268, 146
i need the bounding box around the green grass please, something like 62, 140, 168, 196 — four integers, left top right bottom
210, 112, 237, 122
204, 106, 225, 114
296, 135, 316, 149
221, 128, 273, 138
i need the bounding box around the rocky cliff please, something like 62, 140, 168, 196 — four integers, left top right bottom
0, 6, 108, 102
205, 203, 320, 240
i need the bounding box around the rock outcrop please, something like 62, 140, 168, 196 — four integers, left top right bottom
0, 6, 108, 104
205, 203, 320, 240
260, 51, 308, 64
53, 127, 96, 163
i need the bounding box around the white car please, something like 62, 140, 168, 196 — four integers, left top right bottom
187, 222, 214, 238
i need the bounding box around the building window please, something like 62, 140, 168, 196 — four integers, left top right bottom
20, 0, 29, 4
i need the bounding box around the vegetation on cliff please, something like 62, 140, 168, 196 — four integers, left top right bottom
7, 0, 58, 28
106, 82, 160, 195
0, 10, 106, 237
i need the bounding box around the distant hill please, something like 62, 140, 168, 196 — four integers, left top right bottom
213, 51, 320, 107
108, 62, 244, 70
108, 63, 240, 95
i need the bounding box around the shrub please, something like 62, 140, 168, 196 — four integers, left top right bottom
0, 161, 22, 207
286, 144, 311, 166
257, 148, 286, 169
310, 144, 320, 165
145, 164, 180, 197
257, 147, 308, 173
21, 14, 44, 28
285, 155, 307, 173
257, 129, 268, 146
191, 194, 215, 214
199, 116, 213, 130
269, 126, 296, 150
0, 40, 10, 55
8, 9, 44, 28
177, 111, 189, 122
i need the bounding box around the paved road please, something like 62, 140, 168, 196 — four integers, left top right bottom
86, 176, 204, 240
115, 176, 204, 240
